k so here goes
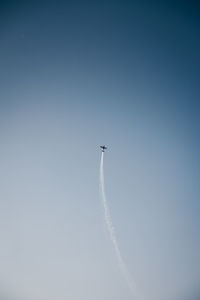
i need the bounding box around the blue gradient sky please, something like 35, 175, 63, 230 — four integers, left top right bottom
0, 1, 200, 300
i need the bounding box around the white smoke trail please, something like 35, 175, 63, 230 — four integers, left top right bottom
100, 152, 143, 300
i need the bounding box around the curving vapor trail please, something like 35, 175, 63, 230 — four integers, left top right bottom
99, 152, 144, 300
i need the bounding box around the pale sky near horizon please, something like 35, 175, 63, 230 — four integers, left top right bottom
0, 1, 200, 300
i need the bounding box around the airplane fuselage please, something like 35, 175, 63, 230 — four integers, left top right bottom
100, 145, 107, 152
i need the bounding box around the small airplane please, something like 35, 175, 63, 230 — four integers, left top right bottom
100, 145, 107, 152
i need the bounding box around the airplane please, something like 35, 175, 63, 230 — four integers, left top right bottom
100, 145, 107, 152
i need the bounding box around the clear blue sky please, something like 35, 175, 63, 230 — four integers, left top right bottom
0, 1, 200, 300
